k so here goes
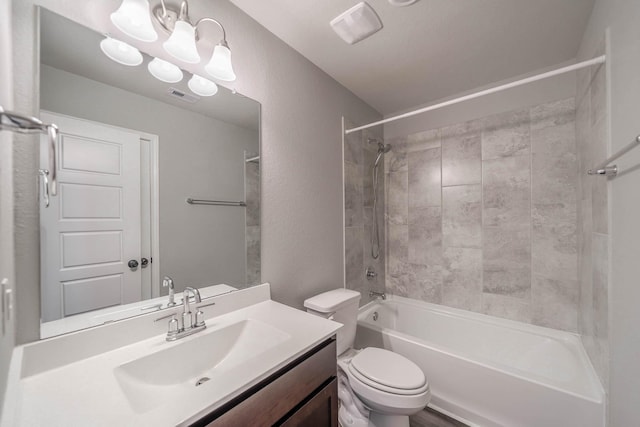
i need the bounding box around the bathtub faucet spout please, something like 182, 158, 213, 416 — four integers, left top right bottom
369, 290, 386, 300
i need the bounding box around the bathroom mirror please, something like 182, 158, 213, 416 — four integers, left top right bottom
38, 10, 261, 338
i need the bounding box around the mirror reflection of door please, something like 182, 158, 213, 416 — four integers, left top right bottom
39, 112, 158, 321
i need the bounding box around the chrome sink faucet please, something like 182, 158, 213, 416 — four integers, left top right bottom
156, 286, 207, 341
162, 276, 177, 307
181, 287, 204, 331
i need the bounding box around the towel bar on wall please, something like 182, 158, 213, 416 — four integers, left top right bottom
0, 106, 58, 205
186, 198, 246, 207
587, 135, 640, 177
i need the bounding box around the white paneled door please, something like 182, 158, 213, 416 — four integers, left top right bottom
40, 112, 143, 321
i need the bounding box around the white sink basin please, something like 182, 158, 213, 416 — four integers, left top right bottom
114, 319, 290, 413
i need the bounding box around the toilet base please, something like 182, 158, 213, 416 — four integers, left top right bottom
369, 412, 410, 427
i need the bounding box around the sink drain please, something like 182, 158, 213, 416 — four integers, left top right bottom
195, 377, 210, 387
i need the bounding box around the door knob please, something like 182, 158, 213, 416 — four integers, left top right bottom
128, 259, 139, 269
141, 258, 149, 268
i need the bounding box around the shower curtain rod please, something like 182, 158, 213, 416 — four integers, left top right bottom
345, 55, 606, 134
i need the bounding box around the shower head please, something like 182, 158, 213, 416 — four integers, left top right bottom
367, 138, 391, 153
378, 143, 391, 153
373, 143, 391, 167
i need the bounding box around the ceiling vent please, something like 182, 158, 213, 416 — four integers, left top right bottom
330, 2, 383, 45
166, 87, 200, 103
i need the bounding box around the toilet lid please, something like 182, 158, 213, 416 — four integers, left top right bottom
350, 348, 426, 391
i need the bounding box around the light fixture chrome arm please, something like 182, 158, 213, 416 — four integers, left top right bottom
195, 17, 227, 44
154, 0, 192, 32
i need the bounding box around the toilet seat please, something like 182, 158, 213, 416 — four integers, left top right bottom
338, 348, 431, 416
349, 347, 428, 395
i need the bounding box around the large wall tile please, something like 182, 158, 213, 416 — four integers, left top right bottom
246, 225, 261, 286
385, 139, 408, 173
345, 226, 364, 293
532, 203, 577, 281
483, 155, 531, 227
364, 222, 385, 290
482, 109, 530, 160
344, 122, 364, 166
482, 293, 532, 323
591, 116, 608, 234
387, 172, 408, 225
386, 224, 409, 293
378, 97, 584, 333
531, 122, 577, 206
364, 148, 386, 208
530, 98, 575, 131
405, 129, 440, 152
590, 61, 606, 127
483, 226, 531, 298
532, 274, 578, 332
442, 185, 482, 248
408, 207, 442, 266
344, 162, 364, 227
409, 147, 441, 209
442, 247, 482, 311
592, 232, 609, 346
441, 121, 482, 186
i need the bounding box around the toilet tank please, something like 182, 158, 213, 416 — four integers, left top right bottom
304, 289, 361, 355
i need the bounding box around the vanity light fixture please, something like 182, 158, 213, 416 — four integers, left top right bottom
204, 42, 236, 82
163, 18, 201, 64
110, 0, 158, 42
99, 37, 143, 66
110, 0, 237, 81
148, 57, 184, 83
188, 75, 218, 97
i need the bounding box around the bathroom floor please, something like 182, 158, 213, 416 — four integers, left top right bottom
410, 407, 469, 427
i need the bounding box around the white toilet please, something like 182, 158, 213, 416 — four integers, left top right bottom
304, 289, 430, 427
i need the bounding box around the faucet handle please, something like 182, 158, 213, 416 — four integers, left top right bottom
195, 309, 205, 327
168, 316, 179, 337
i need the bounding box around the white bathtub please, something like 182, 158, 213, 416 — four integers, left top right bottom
354, 295, 605, 427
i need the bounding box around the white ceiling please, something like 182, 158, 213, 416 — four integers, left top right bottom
229, 0, 595, 115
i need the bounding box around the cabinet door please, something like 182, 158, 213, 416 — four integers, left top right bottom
279, 379, 338, 427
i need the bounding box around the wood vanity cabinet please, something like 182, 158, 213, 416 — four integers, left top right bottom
190, 337, 338, 427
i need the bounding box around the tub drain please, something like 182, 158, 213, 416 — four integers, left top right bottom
195, 377, 210, 387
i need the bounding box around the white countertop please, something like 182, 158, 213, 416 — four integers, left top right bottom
1, 287, 341, 427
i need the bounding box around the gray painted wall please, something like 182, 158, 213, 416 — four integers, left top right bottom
577, 0, 640, 425
11, 0, 381, 343
40, 64, 258, 291
0, 0, 15, 410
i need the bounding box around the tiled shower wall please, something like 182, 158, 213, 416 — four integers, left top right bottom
245, 157, 261, 287
577, 41, 609, 389
344, 121, 385, 306
385, 98, 580, 332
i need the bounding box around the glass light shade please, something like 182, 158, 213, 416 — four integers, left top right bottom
110, 0, 158, 42
163, 21, 201, 64
147, 57, 183, 83
204, 44, 236, 81
188, 75, 218, 96
100, 37, 143, 66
